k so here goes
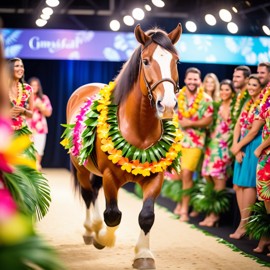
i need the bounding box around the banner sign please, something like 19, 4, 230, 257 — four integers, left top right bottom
2, 28, 270, 65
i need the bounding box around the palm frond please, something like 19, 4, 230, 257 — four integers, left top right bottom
3, 166, 51, 220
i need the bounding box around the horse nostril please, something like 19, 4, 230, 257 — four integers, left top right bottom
157, 100, 165, 112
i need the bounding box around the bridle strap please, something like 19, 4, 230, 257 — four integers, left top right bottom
140, 61, 180, 107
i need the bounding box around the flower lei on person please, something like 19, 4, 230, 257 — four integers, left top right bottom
9, 81, 25, 106
61, 82, 183, 177
239, 97, 260, 128
232, 88, 249, 123
177, 86, 204, 118
260, 82, 270, 111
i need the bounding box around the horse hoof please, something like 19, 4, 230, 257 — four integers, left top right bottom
93, 239, 105, 250
132, 258, 156, 269
83, 235, 93, 245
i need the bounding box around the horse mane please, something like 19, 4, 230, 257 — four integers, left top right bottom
113, 27, 178, 105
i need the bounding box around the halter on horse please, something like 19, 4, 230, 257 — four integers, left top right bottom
61, 24, 182, 269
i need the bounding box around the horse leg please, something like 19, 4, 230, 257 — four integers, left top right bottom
81, 174, 103, 245
133, 177, 163, 270
93, 171, 122, 248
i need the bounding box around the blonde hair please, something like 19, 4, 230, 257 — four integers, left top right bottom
203, 73, 220, 101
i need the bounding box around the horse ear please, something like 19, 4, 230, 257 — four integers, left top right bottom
167, 23, 182, 44
134, 24, 150, 45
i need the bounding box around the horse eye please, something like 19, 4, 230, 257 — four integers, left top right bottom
143, 59, 149, 66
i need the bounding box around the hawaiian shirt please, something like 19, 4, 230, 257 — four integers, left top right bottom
178, 90, 213, 149
27, 95, 52, 134
256, 101, 270, 155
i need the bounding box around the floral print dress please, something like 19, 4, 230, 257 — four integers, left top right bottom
202, 103, 234, 179
256, 101, 270, 201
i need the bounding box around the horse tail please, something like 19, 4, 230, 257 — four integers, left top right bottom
70, 160, 103, 208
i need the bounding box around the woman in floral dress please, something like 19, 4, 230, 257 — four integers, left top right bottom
199, 79, 236, 227
230, 74, 263, 239
27, 77, 52, 170
8, 58, 35, 160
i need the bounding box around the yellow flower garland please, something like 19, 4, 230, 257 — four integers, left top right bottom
10, 82, 23, 105
261, 84, 270, 107
96, 82, 183, 176
178, 86, 204, 118
243, 98, 260, 114
233, 88, 248, 119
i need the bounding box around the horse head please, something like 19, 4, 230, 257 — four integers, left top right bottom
135, 24, 182, 119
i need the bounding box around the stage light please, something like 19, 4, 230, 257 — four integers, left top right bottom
36, 19, 47, 27
205, 14, 216, 26
262, 25, 270, 36
185, 21, 197, 32
219, 9, 232, 22
110, 20, 120, 31
132, 8, 145, 21
40, 13, 50, 20
123, 15, 134, 26
227, 22, 238, 34
151, 0, 165, 8
46, 0, 60, 7
232, 6, 238, 13
42, 7, 53, 16
145, 4, 152, 11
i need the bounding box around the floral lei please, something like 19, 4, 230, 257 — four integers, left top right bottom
10, 82, 25, 106
61, 82, 183, 177
178, 86, 204, 118
232, 88, 249, 121
260, 82, 270, 110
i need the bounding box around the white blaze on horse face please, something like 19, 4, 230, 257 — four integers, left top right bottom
153, 45, 175, 107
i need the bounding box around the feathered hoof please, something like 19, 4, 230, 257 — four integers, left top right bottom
132, 258, 156, 269
83, 235, 93, 245
93, 239, 105, 250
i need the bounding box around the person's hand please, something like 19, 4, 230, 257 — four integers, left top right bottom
235, 151, 244, 163
179, 118, 192, 128
254, 147, 262, 158
231, 143, 241, 155
10, 105, 25, 118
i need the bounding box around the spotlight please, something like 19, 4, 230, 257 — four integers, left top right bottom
262, 25, 270, 36
46, 0, 60, 7
232, 6, 238, 13
40, 13, 50, 20
219, 9, 232, 22
205, 14, 216, 26
123, 15, 134, 26
151, 0, 165, 8
110, 20, 120, 31
227, 22, 238, 34
185, 21, 197, 32
42, 7, 54, 16
132, 8, 145, 21
145, 4, 152, 11
36, 19, 47, 27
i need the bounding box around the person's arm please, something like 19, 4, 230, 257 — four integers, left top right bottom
254, 136, 270, 158
231, 119, 265, 155
25, 92, 33, 118
232, 117, 241, 147
179, 115, 212, 128
38, 96, 52, 117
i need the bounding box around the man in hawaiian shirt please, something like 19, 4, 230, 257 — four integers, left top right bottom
176, 67, 213, 222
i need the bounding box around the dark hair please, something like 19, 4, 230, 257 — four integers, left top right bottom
28, 77, 44, 99
185, 67, 201, 78
258, 62, 270, 73
7, 57, 25, 84
234, 65, 251, 78
220, 79, 236, 94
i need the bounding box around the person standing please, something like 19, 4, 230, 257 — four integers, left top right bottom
202, 73, 220, 102
175, 67, 213, 222
27, 77, 52, 170
230, 74, 263, 239
8, 58, 35, 160
232, 65, 251, 121
199, 79, 236, 227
